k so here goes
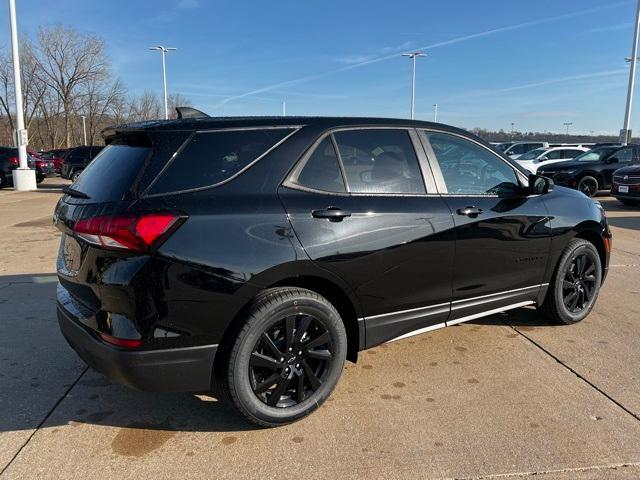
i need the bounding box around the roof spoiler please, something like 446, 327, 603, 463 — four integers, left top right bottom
176, 106, 210, 119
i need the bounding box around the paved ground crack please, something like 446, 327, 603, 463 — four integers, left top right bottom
456, 461, 640, 479
0, 366, 89, 477
509, 325, 640, 423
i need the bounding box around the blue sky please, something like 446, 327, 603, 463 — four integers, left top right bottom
1, 0, 638, 134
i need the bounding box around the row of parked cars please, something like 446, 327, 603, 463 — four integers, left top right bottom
0, 144, 103, 188
492, 141, 640, 205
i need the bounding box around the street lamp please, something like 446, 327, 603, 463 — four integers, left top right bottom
402, 52, 426, 119
564, 122, 573, 135
511, 122, 515, 136
149, 45, 176, 120
433, 103, 438, 122
622, 0, 640, 145
81, 115, 87, 145
7, 0, 36, 190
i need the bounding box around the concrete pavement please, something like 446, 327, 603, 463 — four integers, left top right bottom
1, 180, 639, 479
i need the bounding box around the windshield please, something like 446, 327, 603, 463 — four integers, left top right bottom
574, 147, 617, 162
494, 142, 513, 152
519, 148, 547, 160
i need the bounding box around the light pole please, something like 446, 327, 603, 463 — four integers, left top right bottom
622, 0, 640, 145
282, 99, 286, 116
149, 46, 176, 120
402, 52, 426, 119
564, 122, 573, 135
81, 115, 87, 145
511, 122, 515, 136
433, 103, 438, 122
7, 0, 36, 190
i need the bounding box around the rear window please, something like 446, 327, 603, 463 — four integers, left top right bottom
70, 136, 150, 202
148, 128, 294, 194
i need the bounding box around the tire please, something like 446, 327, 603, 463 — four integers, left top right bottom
540, 239, 602, 325
0, 173, 6, 189
221, 287, 347, 427
71, 170, 82, 183
577, 176, 599, 197
619, 198, 640, 207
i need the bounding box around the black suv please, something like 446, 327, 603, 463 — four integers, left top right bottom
55, 115, 611, 426
60, 146, 104, 181
538, 145, 640, 196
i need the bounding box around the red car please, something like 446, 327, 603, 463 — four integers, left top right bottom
612, 165, 640, 206
41, 148, 68, 173
27, 149, 56, 182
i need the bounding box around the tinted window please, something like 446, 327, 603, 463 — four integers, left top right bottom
613, 147, 633, 163
564, 149, 584, 158
545, 149, 563, 160
576, 147, 617, 161
296, 137, 346, 193
149, 128, 293, 194
426, 132, 519, 195
70, 137, 150, 202
333, 129, 425, 194
519, 148, 546, 160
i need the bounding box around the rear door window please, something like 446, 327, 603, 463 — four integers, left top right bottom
295, 137, 346, 193
333, 129, 425, 194
148, 128, 294, 194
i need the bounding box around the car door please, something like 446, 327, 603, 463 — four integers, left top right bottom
419, 130, 552, 324
279, 127, 455, 347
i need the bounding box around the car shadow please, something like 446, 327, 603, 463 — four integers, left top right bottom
469, 306, 560, 328
0, 273, 260, 434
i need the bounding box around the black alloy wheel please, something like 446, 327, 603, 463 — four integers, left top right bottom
578, 176, 598, 197
541, 239, 602, 324
221, 287, 347, 427
562, 253, 597, 313
249, 313, 333, 407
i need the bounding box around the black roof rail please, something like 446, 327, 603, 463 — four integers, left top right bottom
176, 106, 210, 119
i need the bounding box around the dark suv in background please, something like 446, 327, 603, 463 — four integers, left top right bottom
55, 114, 611, 427
60, 145, 104, 181
538, 145, 640, 196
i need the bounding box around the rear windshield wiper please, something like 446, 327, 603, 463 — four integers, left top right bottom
63, 186, 91, 199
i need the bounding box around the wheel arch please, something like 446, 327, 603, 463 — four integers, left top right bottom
266, 275, 362, 363
573, 227, 607, 278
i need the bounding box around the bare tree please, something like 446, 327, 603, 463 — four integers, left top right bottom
35, 24, 109, 147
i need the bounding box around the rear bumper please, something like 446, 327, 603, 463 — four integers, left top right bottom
57, 304, 218, 392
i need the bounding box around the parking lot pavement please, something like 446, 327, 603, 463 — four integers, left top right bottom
1, 186, 639, 479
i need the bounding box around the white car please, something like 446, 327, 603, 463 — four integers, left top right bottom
516, 146, 590, 173
494, 141, 548, 159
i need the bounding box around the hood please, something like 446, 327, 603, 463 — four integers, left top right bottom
613, 165, 640, 175
538, 160, 585, 172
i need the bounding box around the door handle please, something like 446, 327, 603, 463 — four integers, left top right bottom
456, 206, 483, 217
312, 207, 351, 222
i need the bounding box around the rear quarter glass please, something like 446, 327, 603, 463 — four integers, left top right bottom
147, 128, 295, 195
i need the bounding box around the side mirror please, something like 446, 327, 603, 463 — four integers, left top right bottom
539, 156, 549, 162
606, 157, 618, 164
529, 174, 554, 195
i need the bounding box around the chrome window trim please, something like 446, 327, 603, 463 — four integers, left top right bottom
284, 126, 435, 196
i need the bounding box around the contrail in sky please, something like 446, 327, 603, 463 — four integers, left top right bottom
215, 1, 631, 108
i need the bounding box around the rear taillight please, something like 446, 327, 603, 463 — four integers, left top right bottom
8, 156, 18, 166
74, 212, 183, 253
99, 332, 143, 348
